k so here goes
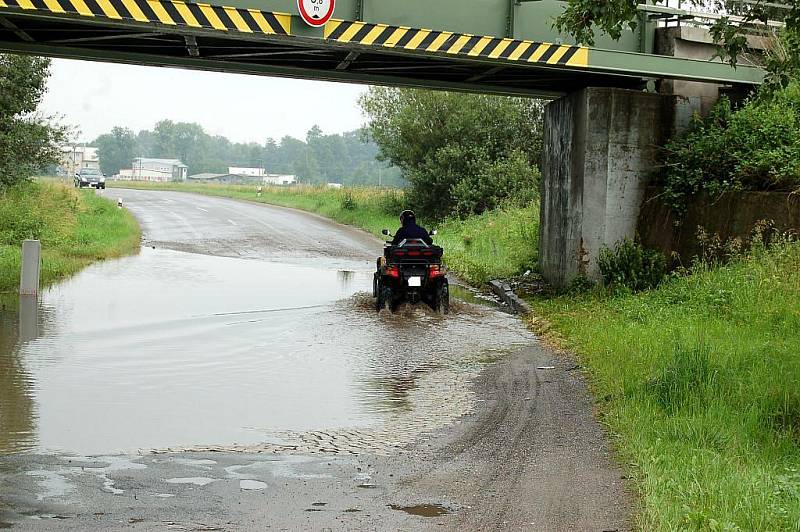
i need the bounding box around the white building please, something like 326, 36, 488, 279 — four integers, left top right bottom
226, 167, 295, 185
263, 174, 296, 185
59, 146, 100, 176
228, 167, 266, 177
118, 158, 188, 182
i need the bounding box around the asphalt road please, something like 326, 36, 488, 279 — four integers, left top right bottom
0, 189, 629, 531
114, 188, 380, 265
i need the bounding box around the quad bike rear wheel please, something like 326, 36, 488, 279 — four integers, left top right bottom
376, 286, 393, 313
435, 281, 450, 315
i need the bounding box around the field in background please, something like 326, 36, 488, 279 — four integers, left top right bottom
530, 241, 800, 530
110, 181, 539, 285
0, 182, 140, 292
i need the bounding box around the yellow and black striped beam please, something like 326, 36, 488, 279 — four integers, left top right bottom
0, 0, 589, 70
0, 0, 291, 36
323, 19, 589, 69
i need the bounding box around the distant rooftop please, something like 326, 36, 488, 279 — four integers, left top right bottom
134, 157, 187, 167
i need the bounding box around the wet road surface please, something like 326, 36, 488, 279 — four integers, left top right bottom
0, 189, 629, 530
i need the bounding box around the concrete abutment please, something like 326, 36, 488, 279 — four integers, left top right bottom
538, 87, 680, 287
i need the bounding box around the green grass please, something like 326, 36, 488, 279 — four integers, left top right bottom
530, 242, 800, 530
435, 202, 539, 284
0, 181, 140, 292
110, 181, 539, 284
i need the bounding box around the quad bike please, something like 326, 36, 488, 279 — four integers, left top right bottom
373, 229, 449, 314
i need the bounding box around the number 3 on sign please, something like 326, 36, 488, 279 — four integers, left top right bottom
298, 0, 335, 27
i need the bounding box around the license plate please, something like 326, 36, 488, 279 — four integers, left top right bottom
407, 276, 422, 287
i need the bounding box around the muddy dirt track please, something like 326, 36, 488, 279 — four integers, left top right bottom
0, 189, 629, 530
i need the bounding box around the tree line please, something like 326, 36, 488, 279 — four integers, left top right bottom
92, 122, 404, 187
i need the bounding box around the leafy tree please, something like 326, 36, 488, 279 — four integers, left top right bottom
153, 120, 207, 169
0, 54, 67, 188
360, 87, 543, 218
94, 126, 135, 175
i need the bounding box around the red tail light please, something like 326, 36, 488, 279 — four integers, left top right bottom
385, 265, 400, 278
428, 265, 445, 278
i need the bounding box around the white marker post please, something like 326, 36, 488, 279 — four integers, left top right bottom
118, 198, 123, 208
19, 239, 41, 296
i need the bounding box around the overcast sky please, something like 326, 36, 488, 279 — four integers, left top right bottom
40, 58, 367, 145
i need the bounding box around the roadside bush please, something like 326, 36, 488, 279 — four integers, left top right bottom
339, 191, 357, 211
0, 181, 76, 246
0, 181, 139, 291
449, 150, 540, 218
378, 189, 405, 215
360, 87, 544, 220
408, 145, 541, 219
661, 83, 800, 212
599, 238, 667, 291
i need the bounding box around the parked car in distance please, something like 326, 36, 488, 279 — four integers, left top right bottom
75, 168, 106, 189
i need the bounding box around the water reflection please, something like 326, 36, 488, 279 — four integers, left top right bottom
18, 296, 38, 344
0, 296, 35, 454
337, 270, 356, 289
0, 248, 533, 456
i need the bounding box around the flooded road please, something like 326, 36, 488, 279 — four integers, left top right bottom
0, 189, 629, 531
0, 189, 531, 456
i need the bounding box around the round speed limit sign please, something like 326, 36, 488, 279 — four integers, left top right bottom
297, 0, 335, 27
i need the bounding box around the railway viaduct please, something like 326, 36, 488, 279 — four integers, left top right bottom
0, 0, 766, 285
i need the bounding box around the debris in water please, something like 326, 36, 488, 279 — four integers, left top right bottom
389, 504, 451, 517
165, 477, 217, 486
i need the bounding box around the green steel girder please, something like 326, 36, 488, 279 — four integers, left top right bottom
0, 0, 764, 97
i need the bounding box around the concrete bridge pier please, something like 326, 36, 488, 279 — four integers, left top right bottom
538, 87, 682, 287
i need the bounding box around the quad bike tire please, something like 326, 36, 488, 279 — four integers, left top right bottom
435, 281, 450, 315
376, 286, 393, 313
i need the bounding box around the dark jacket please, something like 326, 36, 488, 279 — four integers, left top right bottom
392, 220, 432, 246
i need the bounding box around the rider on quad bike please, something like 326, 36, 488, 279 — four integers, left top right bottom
392, 210, 432, 246
373, 210, 449, 314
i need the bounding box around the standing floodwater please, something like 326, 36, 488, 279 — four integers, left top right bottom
0, 190, 534, 457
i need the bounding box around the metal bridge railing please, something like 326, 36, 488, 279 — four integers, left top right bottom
638, 1, 788, 30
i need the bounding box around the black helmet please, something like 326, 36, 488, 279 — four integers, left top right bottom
399, 209, 415, 225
